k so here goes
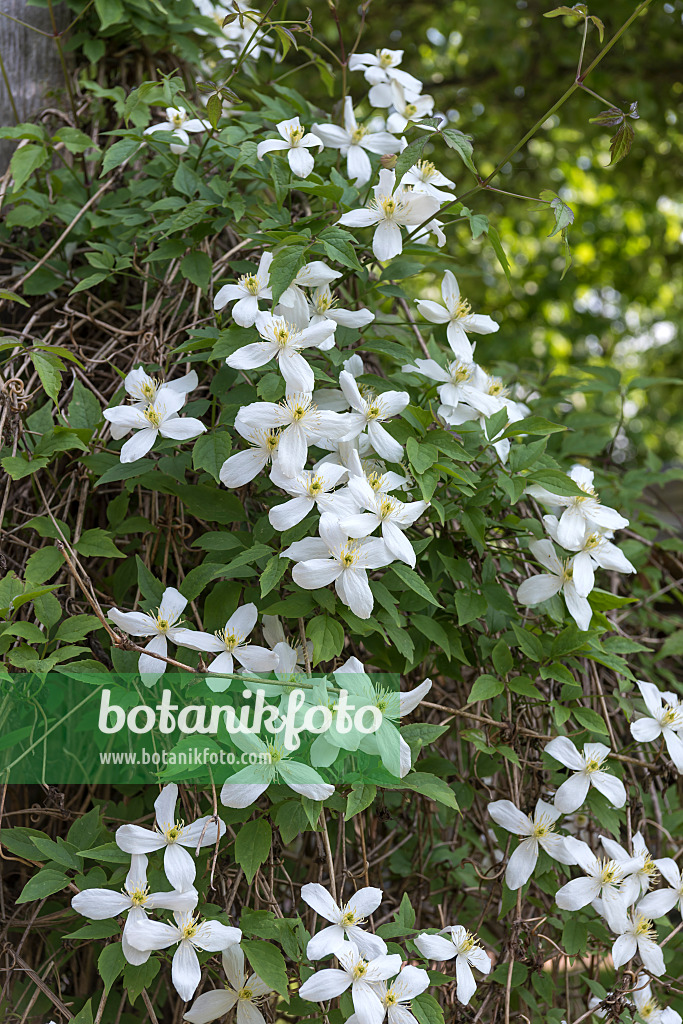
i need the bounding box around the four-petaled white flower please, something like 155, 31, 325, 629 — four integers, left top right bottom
175, 603, 278, 688
298, 940, 403, 1024
629, 679, 683, 772
283, 513, 393, 619
214, 251, 273, 325
342, 475, 428, 568
301, 883, 388, 959
219, 422, 280, 488
339, 370, 409, 464
308, 284, 375, 329
415, 271, 499, 362
545, 737, 626, 813
526, 465, 629, 550
278, 261, 342, 322
269, 462, 355, 530
256, 116, 322, 178
184, 944, 271, 1024
383, 80, 435, 134
611, 907, 665, 977
631, 975, 682, 1024
338, 168, 440, 262
517, 539, 593, 632
126, 909, 242, 1002
220, 733, 334, 808
104, 388, 205, 463
108, 586, 193, 682
401, 160, 455, 201
402, 358, 499, 418
115, 784, 226, 892
488, 798, 575, 890
542, 513, 635, 595
371, 966, 431, 1024
349, 49, 423, 94
415, 925, 490, 1006
144, 106, 210, 154
601, 831, 667, 906
312, 97, 400, 187
226, 310, 336, 393
118, 366, 198, 416
639, 858, 683, 922
71, 853, 198, 966
554, 836, 639, 932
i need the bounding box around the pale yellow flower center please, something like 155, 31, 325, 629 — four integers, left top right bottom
241, 273, 261, 294
352, 959, 369, 980
128, 884, 149, 907
239, 988, 253, 1001
531, 813, 555, 839
216, 628, 244, 652
144, 404, 163, 428
289, 126, 304, 145
307, 476, 324, 497
634, 914, 656, 940
351, 125, 369, 144
416, 160, 436, 180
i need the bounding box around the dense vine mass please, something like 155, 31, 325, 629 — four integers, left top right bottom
1, 1, 682, 1023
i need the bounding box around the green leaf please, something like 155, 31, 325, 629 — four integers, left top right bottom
100, 136, 140, 176
345, 784, 376, 819
260, 554, 289, 598
391, 563, 441, 608
76, 528, 124, 559
1, 455, 50, 480
609, 121, 635, 165
76, 843, 130, 863
562, 917, 588, 955
241, 939, 289, 1001
206, 93, 222, 130
10, 144, 48, 189
486, 224, 512, 286
235, 819, 272, 883
467, 674, 503, 703
98, 942, 126, 995
123, 958, 160, 1006
540, 190, 575, 237
269, 245, 308, 305
412, 992, 445, 1024
406, 437, 438, 475
55, 614, 101, 641
308, 615, 344, 665
16, 868, 69, 903
441, 127, 477, 175
136, 555, 164, 603
401, 772, 458, 809
181, 251, 212, 289
94, 0, 125, 30
454, 590, 487, 625
394, 134, 433, 185
31, 350, 63, 403
192, 431, 232, 483
572, 707, 608, 735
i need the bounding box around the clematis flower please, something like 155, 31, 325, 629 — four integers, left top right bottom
526, 465, 629, 550
338, 370, 409, 463
268, 462, 356, 530
220, 733, 334, 808
115, 783, 226, 892
108, 586, 194, 682
312, 97, 400, 186
542, 515, 636, 593
401, 160, 456, 201
126, 909, 242, 1002
184, 945, 272, 1024
298, 941, 403, 1024
261, 614, 312, 680
173, 603, 278, 689
639, 859, 683, 921
554, 837, 638, 931
517, 539, 593, 632
349, 48, 423, 93
256, 116, 322, 178
402, 358, 499, 418
629, 679, 683, 772
383, 81, 435, 133
282, 513, 393, 620
104, 388, 205, 464
631, 975, 682, 1024
342, 475, 429, 568
415, 271, 498, 361
308, 284, 375, 329
235, 393, 350, 478
611, 907, 665, 977
600, 832, 668, 906
370, 966, 431, 1024
219, 423, 280, 488
278, 261, 342, 322
488, 798, 575, 889
225, 311, 336, 392
414, 926, 490, 1005
144, 106, 210, 154
213, 251, 273, 325
117, 367, 198, 419
545, 737, 626, 813
301, 883, 388, 959
338, 168, 440, 262
71, 853, 197, 966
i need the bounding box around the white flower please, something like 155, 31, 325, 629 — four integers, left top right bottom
345, 446, 409, 495
115, 784, 226, 892
402, 358, 499, 418
383, 81, 435, 133
401, 160, 456, 201
298, 941, 403, 1024
219, 422, 280, 488
117, 367, 198, 419
235, 393, 350, 478
282, 513, 393, 620
600, 831, 668, 906
126, 909, 242, 1002
308, 284, 375, 329
268, 461, 355, 530
261, 614, 312, 678
220, 733, 334, 808
184, 944, 272, 1024
278, 261, 342, 323
144, 106, 210, 154
108, 586, 192, 682
632, 974, 682, 1024
213, 251, 273, 325
639, 858, 683, 921
256, 116, 322, 178
612, 907, 665, 977
371, 966, 430, 1024
71, 853, 198, 966
338, 370, 409, 463
342, 475, 428, 568
174, 603, 278, 687
414, 926, 490, 1005
104, 388, 205, 463
630, 679, 683, 772
517, 539, 593, 632
542, 515, 635, 592
545, 737, 626, 813
225, 311, 336, 392
414, 271, 498, 361
312, 98, 400, 187
488, 798, 576, 890
349, 48, 423, 93
338, 168, 440, 262
554, 837, 638, 932
526, 465, 629, 550
301, 883, 388, 959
